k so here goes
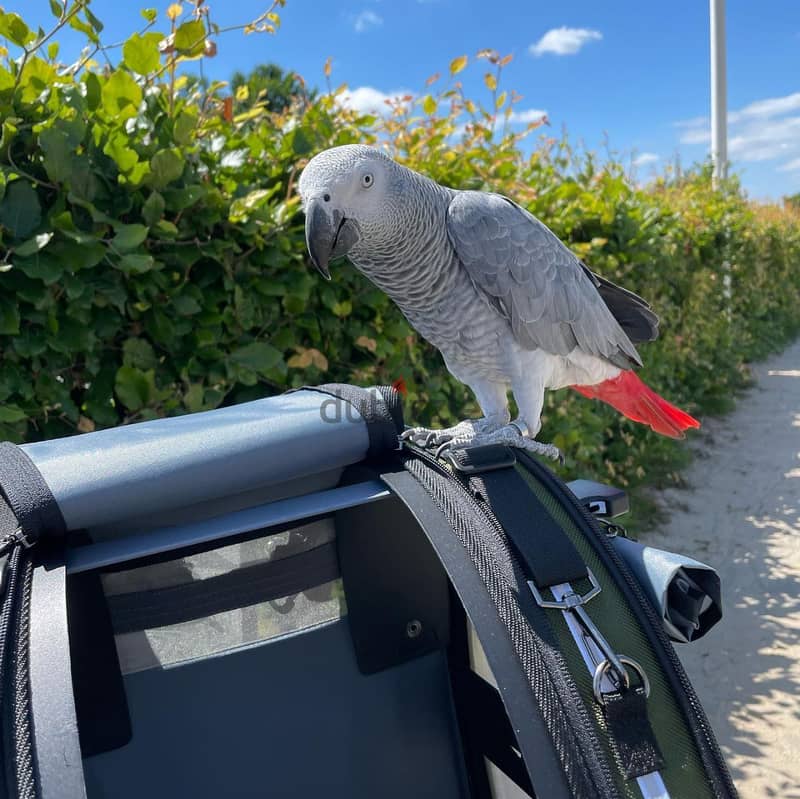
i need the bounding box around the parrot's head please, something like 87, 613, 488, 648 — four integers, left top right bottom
298, 144, 401, 279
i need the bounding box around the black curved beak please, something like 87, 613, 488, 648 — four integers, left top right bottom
304, 198, 359, 280
305, 199, 338, 280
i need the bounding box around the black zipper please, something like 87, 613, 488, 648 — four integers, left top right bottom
516, 452, 738, 799
401, 444, 619, 799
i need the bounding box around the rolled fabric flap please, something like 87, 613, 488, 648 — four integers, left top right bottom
609, 536, 722, 643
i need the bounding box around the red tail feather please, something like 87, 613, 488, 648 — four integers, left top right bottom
572, 371, 700, 438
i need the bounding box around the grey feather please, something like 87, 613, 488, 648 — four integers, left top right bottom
446, 191, 643, 369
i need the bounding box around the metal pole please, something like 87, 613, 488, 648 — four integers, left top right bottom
710, 0, 728, 187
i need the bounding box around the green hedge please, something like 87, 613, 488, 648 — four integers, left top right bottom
1, 5, 799, 498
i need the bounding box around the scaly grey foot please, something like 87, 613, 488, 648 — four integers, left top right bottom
436, 422, 564, 464
400, 416, 506, 448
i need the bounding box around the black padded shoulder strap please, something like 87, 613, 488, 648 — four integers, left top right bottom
295, 384, 404, 459
446, 446, 588, 589
0, 442, 65, 542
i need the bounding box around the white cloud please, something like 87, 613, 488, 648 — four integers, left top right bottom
339, 86, 410, 115
353, 10, 382, 33
674, 115, 708, 129
729, 92, 800, 124
779, 157, 800, 172
633, 152, 659, 167
679, 127, 711, 145
729, 116, 800, 161
529, 27, 602, 57
508, 108, 548, 124
677, 90, 800, 166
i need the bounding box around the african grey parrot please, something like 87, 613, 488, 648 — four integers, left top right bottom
298, 144, 699, 460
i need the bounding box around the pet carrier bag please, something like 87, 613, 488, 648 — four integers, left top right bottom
0, 384, 735, 799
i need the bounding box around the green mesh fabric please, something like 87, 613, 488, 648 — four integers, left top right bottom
518, 466, 716, 799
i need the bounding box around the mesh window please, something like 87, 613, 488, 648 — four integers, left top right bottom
101, 518, 345, 674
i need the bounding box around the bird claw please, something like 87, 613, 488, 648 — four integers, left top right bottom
401, 419, 492, 449
402, 421, 564, 464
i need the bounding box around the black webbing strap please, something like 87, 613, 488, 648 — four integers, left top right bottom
604, 687, 665, 779
446, 446, 588, 589
293, 384, 403, 458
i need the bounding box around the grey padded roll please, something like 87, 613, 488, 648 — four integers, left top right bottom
22, 391, 370, 532
610, 536, 722, 643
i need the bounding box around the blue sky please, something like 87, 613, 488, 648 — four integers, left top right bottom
8, 0, 800, 200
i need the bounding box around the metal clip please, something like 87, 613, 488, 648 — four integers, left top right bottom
528, 569, 602, 610
1, 526, 36, 551
593, 656, 650, 705
530, 570, 628, 689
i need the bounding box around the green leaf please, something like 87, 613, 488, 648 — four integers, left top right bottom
142, 192, 165, 226
15, 253, 62, 283
14, 232, 53, 257
122, 337, 157, 370
117, 253, 155, 274
230, 342, 283, 374
18, 57, 57, 104
68, 12, 99, 43
39, 126, 74, 183
0, 406, 27, 423
47, 41, 59, 60
229, 188, 276, 222
332, 300, 352, 318
422, 95, 437, 115
172, 294, 202, 315
103, 133, 139, 173
49, 0, 63, 19
122, 32, 162, 75
153, 219, 177, 237
84, 72, 101, 110
0, 65, 13, 94
140, 8, 157, 23
0, 181, 41, 238
288, 127, 311, 156
101, 70, 143, 121
173, 110, 197, 146
49, 239, 106, 270
0, 297, 20, 335
115, 365, 154, 412
183, 383, 204, 413
85, 6, 104, 33
173, 20, 206, 56
163, 185, 205, 211
0, 11, 35, 46
149, 148, 184, 189
51, 317, 93, 353
112, 224, 148, 251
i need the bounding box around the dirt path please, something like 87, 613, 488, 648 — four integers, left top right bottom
645, 339, 800, 799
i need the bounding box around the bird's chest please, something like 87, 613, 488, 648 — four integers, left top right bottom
392, 263, 513, 378
351, 235, 514, 380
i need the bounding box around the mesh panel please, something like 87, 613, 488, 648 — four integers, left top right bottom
102, 519, 345, 674
103, 520, 333, 595
113, 581, 343, 674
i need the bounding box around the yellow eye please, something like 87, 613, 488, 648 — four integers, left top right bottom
361, 173, 374, 189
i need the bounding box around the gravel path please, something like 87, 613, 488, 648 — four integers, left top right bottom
645, 339, 800, 799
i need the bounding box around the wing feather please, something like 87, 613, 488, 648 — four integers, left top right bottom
446, 191, 643, 369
